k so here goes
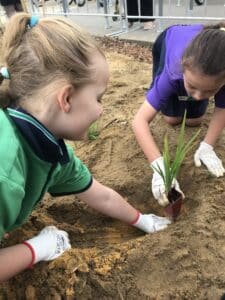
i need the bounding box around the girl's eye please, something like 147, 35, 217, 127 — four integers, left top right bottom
188, 86, 196, 91
206, 90, 217, 94
188, 83, 195, 89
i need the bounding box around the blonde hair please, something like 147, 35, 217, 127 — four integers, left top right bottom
0, 13, 104, 107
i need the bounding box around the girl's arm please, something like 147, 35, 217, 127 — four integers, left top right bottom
132, 100, 161, 163
77, 179, 139, 223
132, 99, 181, 206
77, 178, 171, 231
0, 244, 33, 282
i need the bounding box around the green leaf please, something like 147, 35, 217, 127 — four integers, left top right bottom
153, 110, 200, 194
88, 122, 99, 140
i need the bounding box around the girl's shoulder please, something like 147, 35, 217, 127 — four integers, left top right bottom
166, 24, 203, 42
164, 24, 203, 78
0, 109, 23, 176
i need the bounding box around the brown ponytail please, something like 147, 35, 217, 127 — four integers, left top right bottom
182, 22, 225, 78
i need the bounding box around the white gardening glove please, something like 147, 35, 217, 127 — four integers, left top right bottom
25, 226, 71, 264
194, 141, 225, 177
132, 212, 171, 233
151, 157, 184, 207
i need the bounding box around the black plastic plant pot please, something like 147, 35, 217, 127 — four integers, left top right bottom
164, 188, 183, 221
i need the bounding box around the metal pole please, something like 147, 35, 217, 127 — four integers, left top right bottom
168, 0, 171, 16
120, 0, 127, 30
189, 0, 194, 10
62, 0, 69, 15
137, 0, 141, 18
204, 0, 208, 17
103, 0, 110, 29
158, 0, 163, 16
158, 0, 163, 32
186, 0, 194, 16
28, 0, 36, 13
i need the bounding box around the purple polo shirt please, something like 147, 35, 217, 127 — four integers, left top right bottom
146, 24, 225, 110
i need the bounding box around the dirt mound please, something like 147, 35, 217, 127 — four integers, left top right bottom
1, 38, 225, 300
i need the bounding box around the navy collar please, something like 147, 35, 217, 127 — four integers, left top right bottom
7, 107, 69, 165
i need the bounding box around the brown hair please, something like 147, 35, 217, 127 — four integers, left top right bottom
182, 22, 225, 78
0, 13, 104, 107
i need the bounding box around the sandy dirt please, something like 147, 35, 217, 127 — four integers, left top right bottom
1, 38, 225, 300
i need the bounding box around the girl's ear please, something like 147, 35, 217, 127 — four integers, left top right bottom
57, 84, 74, 113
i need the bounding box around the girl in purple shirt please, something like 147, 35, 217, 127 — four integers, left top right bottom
133, 23, 225, 206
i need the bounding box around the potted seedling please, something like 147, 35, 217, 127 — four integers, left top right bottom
152, 111, 200, 220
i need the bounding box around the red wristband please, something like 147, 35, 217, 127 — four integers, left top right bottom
22, 241, 36, 269
129, 210, 141, 225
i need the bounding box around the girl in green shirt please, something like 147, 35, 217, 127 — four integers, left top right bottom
0, 13, 170, 281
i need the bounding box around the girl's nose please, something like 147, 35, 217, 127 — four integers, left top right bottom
192, 91, 204, 100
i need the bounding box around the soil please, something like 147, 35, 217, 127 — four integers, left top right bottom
1, 37, 225, 300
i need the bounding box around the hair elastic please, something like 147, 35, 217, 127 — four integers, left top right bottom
0, 67, 10, 79
220, 27, 225, 31
29, 15, 39, 28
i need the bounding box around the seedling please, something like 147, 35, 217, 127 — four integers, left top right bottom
88, 122, 99, 141
152, 110, 201, 219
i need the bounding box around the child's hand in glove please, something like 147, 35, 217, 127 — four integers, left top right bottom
23, 226, 71, 266
194, 141, 225, 177
151, 156, 184, 206
132, 212, 171, 233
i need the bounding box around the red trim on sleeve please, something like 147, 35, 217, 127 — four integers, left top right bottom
22, 241, 36, 269
129, 211, 141, 225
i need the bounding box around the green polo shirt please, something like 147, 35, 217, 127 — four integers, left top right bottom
0, 108, 92, 239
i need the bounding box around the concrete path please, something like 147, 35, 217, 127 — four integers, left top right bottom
65, 0, 225, 43
21, 0, 225, 44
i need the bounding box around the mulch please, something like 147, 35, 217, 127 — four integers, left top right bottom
97, 36, 153, 64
